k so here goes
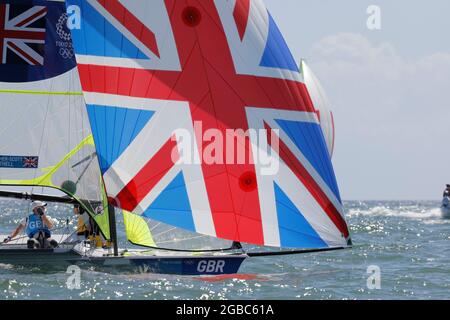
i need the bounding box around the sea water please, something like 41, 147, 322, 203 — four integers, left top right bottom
0, 200, 448, 300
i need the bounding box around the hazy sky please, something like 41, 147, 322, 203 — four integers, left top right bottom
265, 0, 450, 200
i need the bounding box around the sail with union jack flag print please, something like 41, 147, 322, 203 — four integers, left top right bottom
66, 0, 351, 249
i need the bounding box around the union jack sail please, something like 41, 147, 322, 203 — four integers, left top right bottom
66, 0, 351, 248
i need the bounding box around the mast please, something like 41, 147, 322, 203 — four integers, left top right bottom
108, 204, 119, 256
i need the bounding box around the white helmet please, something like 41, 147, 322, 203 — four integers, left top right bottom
31, 200, 47, 211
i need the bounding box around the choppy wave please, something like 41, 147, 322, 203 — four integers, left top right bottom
0, 200, 449, 300
347, 203, 444, 222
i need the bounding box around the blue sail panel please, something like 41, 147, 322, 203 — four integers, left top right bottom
276, 119, 341, 201
142, 172, 196, 232
87, 104, 154, 174
259, 13, 299, 72
67, 0, 150, 59
274, 183, 328, 248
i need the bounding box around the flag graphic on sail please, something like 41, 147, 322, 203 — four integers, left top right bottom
0, 0, 110, 239
0, 3, 47, 66
67, 0, 351, 248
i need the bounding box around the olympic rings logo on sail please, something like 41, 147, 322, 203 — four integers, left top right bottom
55, 13, 75, 60
59, 47, 74, 59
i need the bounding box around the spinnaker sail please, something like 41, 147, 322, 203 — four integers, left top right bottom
301, 60, 335, 157
67, 0, 350, 248
0, 0, 109, 239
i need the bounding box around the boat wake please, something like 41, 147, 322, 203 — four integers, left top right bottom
192, 274, 270, 283
0, 263, 14, 270
347, 205, 443, 222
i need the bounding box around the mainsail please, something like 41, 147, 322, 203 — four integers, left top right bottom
0, 0, 109, 238
67, 0, 350, 248
301, 60, 335, 157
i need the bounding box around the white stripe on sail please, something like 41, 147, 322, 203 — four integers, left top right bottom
6, 39, 44, 65
5, 5, 46, 31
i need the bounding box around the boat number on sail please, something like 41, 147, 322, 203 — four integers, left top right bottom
197, 260, 225, 273
0, 156, 38, 169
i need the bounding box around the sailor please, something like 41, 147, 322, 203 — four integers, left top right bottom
74, 203, 91, 239
3, 201, 58, 249
443, 184, 450, 197
74, 203, 108, 248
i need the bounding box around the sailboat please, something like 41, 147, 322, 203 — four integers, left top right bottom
0, 0, 351, 275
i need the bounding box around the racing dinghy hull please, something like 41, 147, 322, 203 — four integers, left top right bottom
0, 252, 246, 275
0, 242, 246, 275
89, 253, 247, 275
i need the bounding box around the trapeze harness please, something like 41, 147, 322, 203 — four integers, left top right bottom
25, 214, 51, 238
